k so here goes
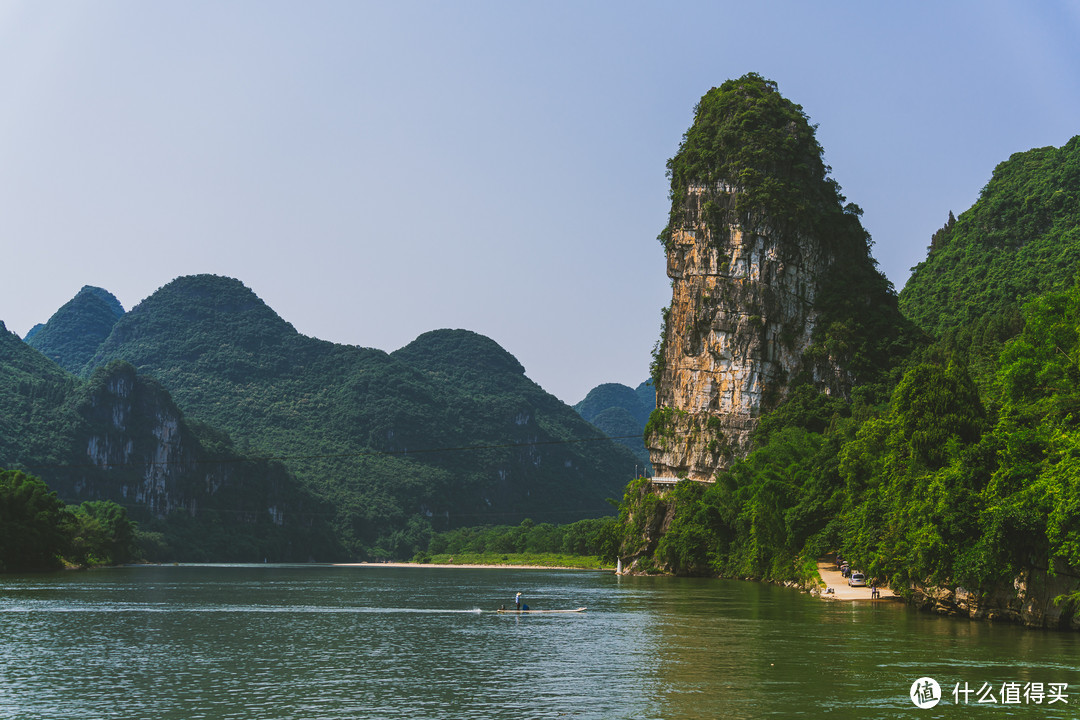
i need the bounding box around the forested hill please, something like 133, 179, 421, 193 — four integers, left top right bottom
618, 105, 1080, 626
1, 322, 333, 562
900, 136, 1080, 349
573, 381, 654, 469
68, 274, 636, 556
0, 321, 78, 466
25, 286, 124, 373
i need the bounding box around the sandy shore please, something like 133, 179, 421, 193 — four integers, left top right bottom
334, 561, 897, 601
816, 561, 897, 601
333, 562, 601, 571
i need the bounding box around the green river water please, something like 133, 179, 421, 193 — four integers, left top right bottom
1, 565, 1077, 719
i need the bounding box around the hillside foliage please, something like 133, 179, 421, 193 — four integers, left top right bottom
900, 137, 1080, 389
3, 276, 637, 561
628, 108, 1080, 608
0, 469, 137, 571
25, 286, 124, 374
419, 516, 620, 564
574, 381, 655, 468
656, 74, 918, 400
81, 277, 635, 558
0, 322, 81, 468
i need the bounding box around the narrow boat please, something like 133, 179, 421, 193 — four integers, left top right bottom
495, 607, 586, 614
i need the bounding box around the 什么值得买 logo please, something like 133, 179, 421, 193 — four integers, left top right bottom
910, 677, 941, 709
909, 677, 1068, 708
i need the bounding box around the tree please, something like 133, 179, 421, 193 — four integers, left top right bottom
65, 501, 137, 566
0, 469, 68, 572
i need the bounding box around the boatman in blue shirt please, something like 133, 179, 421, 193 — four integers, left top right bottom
515, 592, 522, 611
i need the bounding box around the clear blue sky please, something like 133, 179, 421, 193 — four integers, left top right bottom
1, 1, 1077, 403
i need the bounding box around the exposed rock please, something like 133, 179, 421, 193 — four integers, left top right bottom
647, 75, 875, 481
653, 221, 845, 479
46, 361, 323, 535
910, 560, 1080, 629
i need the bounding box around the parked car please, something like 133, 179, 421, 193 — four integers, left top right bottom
849, 572, 866, 587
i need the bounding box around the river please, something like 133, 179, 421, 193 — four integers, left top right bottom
1, 565, 1077, 718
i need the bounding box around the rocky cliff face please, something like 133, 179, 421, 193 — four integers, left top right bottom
71, 361, 200, 517
52, 361, 322, 533
910, 560, 1080, 629
647, 74, 898, 481
649, 190, 844, 480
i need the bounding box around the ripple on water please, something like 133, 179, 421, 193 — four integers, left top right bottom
1, 567, 1078, 720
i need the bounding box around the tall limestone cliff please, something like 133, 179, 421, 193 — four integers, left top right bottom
646, 74, 913, 481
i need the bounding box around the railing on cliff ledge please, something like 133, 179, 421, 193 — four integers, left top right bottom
651, 476, 714, 485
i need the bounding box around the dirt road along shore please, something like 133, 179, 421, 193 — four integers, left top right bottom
816, 561, 897, 601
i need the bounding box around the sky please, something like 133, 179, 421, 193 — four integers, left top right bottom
0, 1, 1078, 404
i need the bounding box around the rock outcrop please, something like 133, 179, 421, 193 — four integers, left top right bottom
647, 74, 903, 481
910, 560, 1080, 629
44, 361, 332, 557
649, 193, 840, 479
69, 361, 206, 517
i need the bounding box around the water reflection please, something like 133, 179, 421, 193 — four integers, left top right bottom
613, 575, 1080, 719
1, 567, 1079, 719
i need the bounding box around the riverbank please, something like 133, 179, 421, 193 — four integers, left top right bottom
337, 552, 611, 571
335, 562, 601, 570
815, 561, 897, 601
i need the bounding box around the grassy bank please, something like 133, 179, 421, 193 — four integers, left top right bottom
415, 552, 611, 570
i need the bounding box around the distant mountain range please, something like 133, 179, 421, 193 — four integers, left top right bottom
25, 285, 125, 372
573, 381, 654, 472
2, 274, 639, 560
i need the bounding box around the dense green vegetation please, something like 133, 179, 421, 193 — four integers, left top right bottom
25, 286, 124, 374
900, 137, 1080, 391
0, 322, 81, 468
655, 73, 917, 399
417, 553, 610, 570
901, 137, 1080, 340
0, 470, 70, 571
664, 73, 846, 248
76, 276, 635, 558
3, 276, 636, 562
64, 499, 138, 567
628, 81, 1080, 614
417, 517, 620, 565
574, 381, 654, 468
0, 469, 137, 571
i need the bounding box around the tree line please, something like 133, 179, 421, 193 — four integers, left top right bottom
0, 469, 137, 572
620, 278, 1080, 609
417, 517, 620, 562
